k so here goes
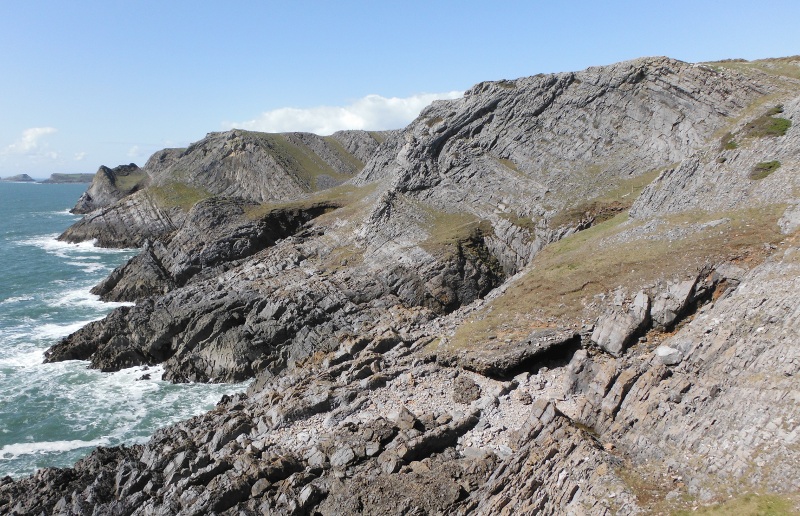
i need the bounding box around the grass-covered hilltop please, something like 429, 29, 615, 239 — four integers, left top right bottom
2, 55, 800, 515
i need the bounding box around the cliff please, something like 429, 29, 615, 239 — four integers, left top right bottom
2, 56, 799, 515
41, 173, 96, 183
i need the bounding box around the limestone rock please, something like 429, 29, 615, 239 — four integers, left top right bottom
655, 345, 682, 365
591, 291, 650, 356
71, 163, 149, 214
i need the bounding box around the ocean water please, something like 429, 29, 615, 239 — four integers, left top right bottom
0, 182, 246, 478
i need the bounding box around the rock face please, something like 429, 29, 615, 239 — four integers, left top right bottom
60, 129, 394, 248
4, 56, 800, 514
71, 163, 148, 214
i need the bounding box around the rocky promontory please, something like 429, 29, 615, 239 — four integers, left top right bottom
2, 56, 800, 514
1, 174, 35, 182
41, 173, 96, 183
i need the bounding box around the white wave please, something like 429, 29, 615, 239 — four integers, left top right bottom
0, 348, 44, 368
64, 261, 106, 273
46, 288, 133, 310
33, 319, 101, 340
68, 255, 102, 261
18, 234, 134, 258
0, 438, 110, 459
0, 295, 34, 306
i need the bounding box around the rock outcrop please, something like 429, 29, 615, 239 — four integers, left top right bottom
3, 56, 800, 514
71, 163, 149, 214
1, 174, 35, 182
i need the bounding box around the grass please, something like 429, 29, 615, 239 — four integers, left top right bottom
499, 212, 538, 232
243, 183, 377, 221
673, 493, 799, 515
237, 131, 354, 191
549, 166, 667, 228
741, 107, 792, 139
445, 204, 786, 351
419, 206, 491, 252
112, 170, 149, 192
720, 132, 739, 151
148, 182, 211, 211
367, 131, 387, 144
750, 161, 781, 180
322, 136, 365, 173
708, 56, 800, 81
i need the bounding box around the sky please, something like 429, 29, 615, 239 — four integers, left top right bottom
1, 1, 798, 179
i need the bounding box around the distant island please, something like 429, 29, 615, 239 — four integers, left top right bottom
1, 174, 36, 182
41, 173, 95, 184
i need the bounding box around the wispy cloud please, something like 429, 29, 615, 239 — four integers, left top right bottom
74, 151, 87, 161
128, 145, 143, 159
225, 91, 463, 135
3, 127, 58, 156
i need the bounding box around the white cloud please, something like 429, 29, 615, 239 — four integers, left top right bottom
3, 127, 58, 155
74, 152, 87, 161
128, 145, 142, 158
225, 91, 464, 135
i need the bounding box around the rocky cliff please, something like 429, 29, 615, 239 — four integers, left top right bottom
2, 56, 799, 515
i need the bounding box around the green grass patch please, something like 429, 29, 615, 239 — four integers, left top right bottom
720, 132, 739, 151
322, 136, 365, 173
112, 170, 149, 193
420, 207, 490, 251
741, 106, 792, 139
708, 57, 800, 81
148, 182, 211, 211
238, 131, 353, 191
447, 205, 786, 350
244, 183, 380, 225
549, 165, 667, 228
750, 161, 781, 180
673, 493, 798, 515
367, 131, 387, 144
499, 212, 538, 232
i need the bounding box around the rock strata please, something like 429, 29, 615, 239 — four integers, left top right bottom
71, 163, 148, 214
3, 56, 800, 514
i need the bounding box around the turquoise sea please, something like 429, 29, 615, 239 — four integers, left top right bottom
0, 182, 245, 478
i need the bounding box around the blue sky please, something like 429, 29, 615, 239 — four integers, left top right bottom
1, 1, 798, 178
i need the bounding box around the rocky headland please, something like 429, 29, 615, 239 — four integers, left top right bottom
2, 56, 799, 515
41, 173, 96, 183
1, 174, 35, 182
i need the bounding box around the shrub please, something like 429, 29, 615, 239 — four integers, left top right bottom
750, 160, 781, 180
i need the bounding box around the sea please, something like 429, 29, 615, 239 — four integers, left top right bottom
0, 181, 246, 478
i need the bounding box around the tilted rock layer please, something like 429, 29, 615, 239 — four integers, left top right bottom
2, 56, 800, 515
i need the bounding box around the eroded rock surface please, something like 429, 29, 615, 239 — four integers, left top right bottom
3, 56, 800, 515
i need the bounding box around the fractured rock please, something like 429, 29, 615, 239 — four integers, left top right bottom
591, 291, 650, 356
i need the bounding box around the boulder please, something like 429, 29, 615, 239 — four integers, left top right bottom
591, 291, 650, 356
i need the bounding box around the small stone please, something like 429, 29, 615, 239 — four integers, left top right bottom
251, 478, 271, 497
655, 345, 682, 365
329, 446, 356, 468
